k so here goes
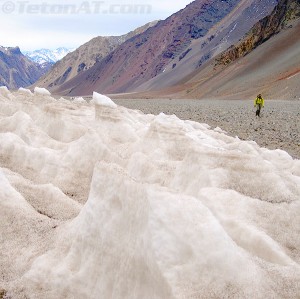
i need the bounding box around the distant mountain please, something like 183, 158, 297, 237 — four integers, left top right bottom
46, 0, 277, 96
23, 47, 74, 65
35, 21, 158, 91
0, 46, 49, 90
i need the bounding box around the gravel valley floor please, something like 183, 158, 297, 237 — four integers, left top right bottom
114, 99, 300, 160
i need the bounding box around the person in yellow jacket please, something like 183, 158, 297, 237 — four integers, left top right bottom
254, 94, 264, 117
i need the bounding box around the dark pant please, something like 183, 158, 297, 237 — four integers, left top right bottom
256, 104, 262, 117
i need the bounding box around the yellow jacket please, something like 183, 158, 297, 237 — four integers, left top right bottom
254, 97, 264, 107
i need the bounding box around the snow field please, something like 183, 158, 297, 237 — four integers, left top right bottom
0, 89, 299, 298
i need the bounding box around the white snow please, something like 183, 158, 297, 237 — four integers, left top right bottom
0, 89, 300, 299
34, 87, 51, 96
23, 47, 74, 65
0, 86, 10, 96
72, 97, 86, 104
18, 87, 33, 96
92, 91, 117, 108
228, 23, 237, 34
0, 86, 15, 100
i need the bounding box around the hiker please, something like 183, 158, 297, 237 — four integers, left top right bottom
254, 94, 264, 117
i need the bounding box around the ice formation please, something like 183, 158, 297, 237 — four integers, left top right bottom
0, 86, 15, 100
18, 87, 33, 96
72, 97, 86, 104
92, 91, 117, 108
0, 90, 299, 299
34, 86, 51, 96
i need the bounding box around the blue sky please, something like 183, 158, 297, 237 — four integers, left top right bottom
0, 0, 192, 51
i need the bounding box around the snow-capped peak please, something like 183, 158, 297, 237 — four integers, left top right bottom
23, 47, 75, 65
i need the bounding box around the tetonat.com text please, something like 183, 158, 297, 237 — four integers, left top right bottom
0, 1, 152, 14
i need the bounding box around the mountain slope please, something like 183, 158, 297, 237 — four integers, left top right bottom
178, 0, 300, 100
53, 0, 243, 95
36, 21, 158, 91
0, 46, 49, 90
136, 0, 278, 93
51, 0, 277, 96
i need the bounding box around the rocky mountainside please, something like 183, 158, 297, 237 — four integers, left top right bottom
177, 0, 300, 100
49, 0, 278, 96
53, 0, 242, 95
215, 0, 300, 67
35, 21, 158, 91
0, 46, 49, 90
136, 0, 278, 93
